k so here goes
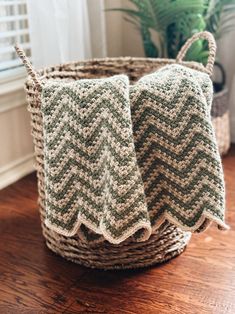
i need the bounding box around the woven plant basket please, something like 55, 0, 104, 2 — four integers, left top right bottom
211, 62, 230, 155
212, 89, 230, 155
15, 32, 216, 270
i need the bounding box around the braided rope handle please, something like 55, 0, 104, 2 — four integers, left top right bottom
176, 31, 216, 76
14, 44, 42, 89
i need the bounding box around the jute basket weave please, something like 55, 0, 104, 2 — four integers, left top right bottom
212, 89, 230, 156
211, 62, 230, 155
16, 32, 216, 270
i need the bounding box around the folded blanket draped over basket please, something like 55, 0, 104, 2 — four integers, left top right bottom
41, 64, 228, 244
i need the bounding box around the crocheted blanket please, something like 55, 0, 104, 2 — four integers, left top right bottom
42, 75, 151, 243
41, 64, 228, 244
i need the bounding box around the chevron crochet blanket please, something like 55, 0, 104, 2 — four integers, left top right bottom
41, 64, 228, 244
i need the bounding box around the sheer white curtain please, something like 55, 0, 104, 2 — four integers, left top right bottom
27, 0, 106, 68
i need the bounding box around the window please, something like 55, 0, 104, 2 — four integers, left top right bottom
0, 0, 31, 81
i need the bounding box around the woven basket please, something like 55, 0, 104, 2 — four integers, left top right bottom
211, 62, 230, 155
15, 32, 216, 270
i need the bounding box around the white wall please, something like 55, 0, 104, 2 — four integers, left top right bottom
105, 0, 144, 57
0, 78, 34, 189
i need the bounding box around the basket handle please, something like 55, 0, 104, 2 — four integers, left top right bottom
14, 44, 42, 89
176, 31, 216, 76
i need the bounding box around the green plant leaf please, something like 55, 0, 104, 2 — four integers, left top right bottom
108, 0, 235, 63
141, 24, 159, 57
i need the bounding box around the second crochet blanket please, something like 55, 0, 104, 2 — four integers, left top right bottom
41, 64, 228, 244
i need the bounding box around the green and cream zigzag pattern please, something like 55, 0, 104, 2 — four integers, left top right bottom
130, 64, 227, 233
42, 75, 151, 244
41, 65, 228, 244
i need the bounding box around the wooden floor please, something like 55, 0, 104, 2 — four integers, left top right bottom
0, 147, 235, 314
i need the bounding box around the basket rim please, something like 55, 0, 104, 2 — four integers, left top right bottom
15, 31, 215, 89
27, 57, 207, 83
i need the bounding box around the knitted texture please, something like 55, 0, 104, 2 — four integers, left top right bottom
42, 75, 151, 244
131, 64, 228, 233
41, 64, 228, 244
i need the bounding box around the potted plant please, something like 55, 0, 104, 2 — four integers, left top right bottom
110, 0, 235, 155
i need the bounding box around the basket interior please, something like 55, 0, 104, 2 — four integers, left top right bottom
33, 57, 206, 84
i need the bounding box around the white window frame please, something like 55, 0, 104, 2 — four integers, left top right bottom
0, 0, 30, 111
